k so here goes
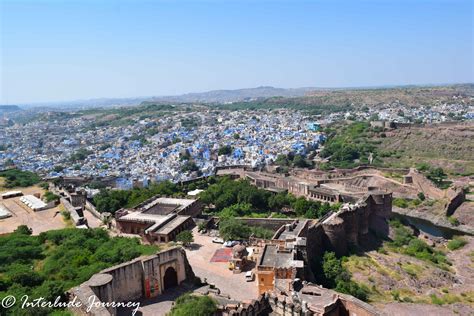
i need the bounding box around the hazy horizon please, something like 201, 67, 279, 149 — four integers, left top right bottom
1, 82, 472, 107
1, 0, 473, 104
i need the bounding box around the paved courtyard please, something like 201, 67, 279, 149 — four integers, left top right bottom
117, 227, 259, 316
0, 186, 69, 235
185, 227, 259, 301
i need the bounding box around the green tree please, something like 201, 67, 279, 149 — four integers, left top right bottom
293, 155, 310, 168
0, 169, 41, 188
219, 218, 250, 241
417, 192, 426, 201
321, 252, 368, 301
14, 225, 32, 235
169, 294, 217, 316
427, 167, 447, 187
218, 145, 232, 156
322, 252, 344, 287
181, 161, 199, 173
53, 165, 64, 173
44, 191, 60, 203
176, 231, 194, 246
275, 154, 289, 166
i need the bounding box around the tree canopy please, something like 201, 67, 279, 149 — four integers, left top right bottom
321, 122, 378, 168
199, 177, 338, 219
0, 169, 41, 188
0, 227, 158, 315
320, 252, 368, 301
92, 180, 180, 213
219, 218, 273, 241
176, 231, 194, 246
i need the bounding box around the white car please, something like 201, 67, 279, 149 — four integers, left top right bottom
224, 241, 239, 247
212, 237, 224, 244
245, 271, 255, 282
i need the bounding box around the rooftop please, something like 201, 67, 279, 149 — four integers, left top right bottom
277, 220, 308, 241
1, 190, 22, 197
259, 244, 294, 268
19, 195, 47, 209
298, 285, 339, 313
0, 204, 12, 219
153, 215, 190, 235
139, 197, 196, 214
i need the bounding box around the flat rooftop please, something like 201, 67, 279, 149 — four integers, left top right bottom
0, 204, 12, 219
154, 215, 190, 235
119, 211, 167, 224
299, 285, 339, 312
245, 171, 279, 182
120, 211, 191, 235
139, 197, 196, 214
259, 244, 294, 268
277, 220, 307, 240
20, 195, 47, 209
1, 190, 22, 197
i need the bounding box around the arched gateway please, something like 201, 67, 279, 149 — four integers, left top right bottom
163, 266, 178, 290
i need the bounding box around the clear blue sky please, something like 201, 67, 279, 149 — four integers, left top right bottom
1, 0, 473, 104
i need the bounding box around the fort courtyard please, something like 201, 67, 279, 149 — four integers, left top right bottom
185, 227, 259, 301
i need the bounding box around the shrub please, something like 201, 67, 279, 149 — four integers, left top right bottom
447, 237, 467, 251
448, 216, 460, 226
321, 252, 369, 301
393, 198, 409, 208
61, 211, 71, 221
389, 220, 449, 267
0, 169, 41, 188
44, 191, 60, 203
197, 222, 207, 232
392, 290, 401, 301
169, 293, 217, 316
417, 192, 426, 201
176, 231, 194, 246
430, 294, 444, 305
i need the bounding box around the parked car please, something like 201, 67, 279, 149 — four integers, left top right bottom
212, 237, 224, 244
224, 240, 239, 247
245, 271, 255, 282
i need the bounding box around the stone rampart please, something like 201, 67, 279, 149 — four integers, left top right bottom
69, 247, 194, 316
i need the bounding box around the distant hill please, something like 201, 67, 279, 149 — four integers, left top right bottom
0, 105, 21, 113
15, 83, 474, 110
145, 86, 317, 104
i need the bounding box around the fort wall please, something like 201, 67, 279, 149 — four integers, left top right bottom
69, 247, 194, 316
307, 192, 392, 257
238, 218, 295, 231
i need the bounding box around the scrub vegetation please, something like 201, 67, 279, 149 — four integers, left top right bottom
0, 226, 158, 315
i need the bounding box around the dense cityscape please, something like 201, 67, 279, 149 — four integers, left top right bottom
1, 96, 472, 187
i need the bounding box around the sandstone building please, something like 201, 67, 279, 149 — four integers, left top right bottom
115, 197, 202, 243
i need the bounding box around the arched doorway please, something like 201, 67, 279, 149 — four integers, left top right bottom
163, 267, 178, 290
